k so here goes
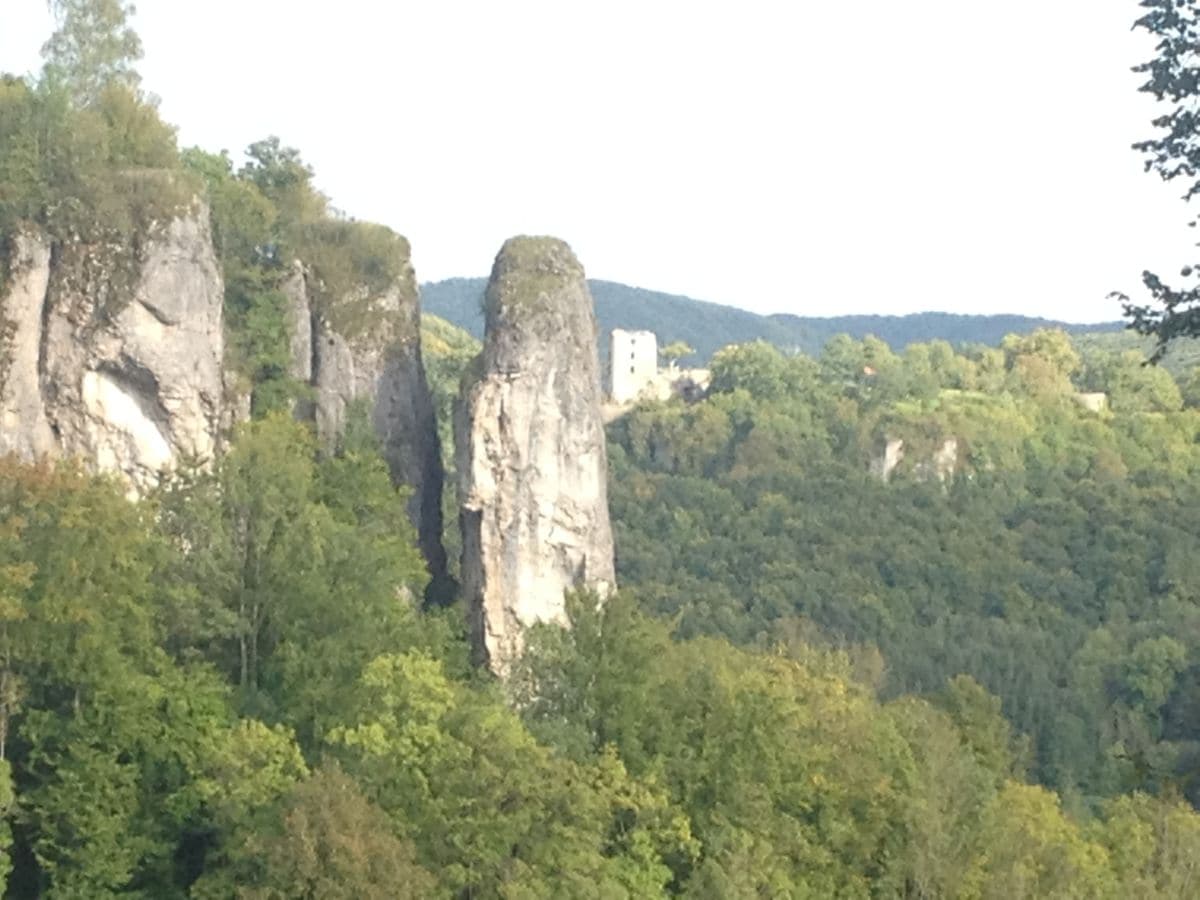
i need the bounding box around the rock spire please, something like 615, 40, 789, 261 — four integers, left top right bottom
456, 236, 616, 674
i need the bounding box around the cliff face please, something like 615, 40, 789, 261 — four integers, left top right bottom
456, 237, 616, 675
282, 258, 447, 585
1, 211, 225, 489
0, 234, 56, 459
2, 211, 447, 583
870, 435, 959, 483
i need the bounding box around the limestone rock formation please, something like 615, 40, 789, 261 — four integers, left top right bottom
1, 211, 225, 489
0, 233, 56, 459
456, 236, 616, 675
871, 435, 959, 483
922, 437, 959, 483
1074, 392, 1108, 414
282, 261, 313, 385
870, 437, 905, 482
2, 209, 447, 583
283, 256, 447, 586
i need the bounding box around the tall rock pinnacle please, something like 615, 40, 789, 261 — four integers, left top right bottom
280, 246, 448, 593
456, 237, 616, 675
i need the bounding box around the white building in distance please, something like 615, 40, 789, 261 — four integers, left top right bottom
604, 329, 712, 418
609, 329, 659, 404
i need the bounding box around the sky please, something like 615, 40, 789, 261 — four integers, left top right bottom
1, 0, 1196, 323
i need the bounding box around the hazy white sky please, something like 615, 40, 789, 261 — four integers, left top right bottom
2, 1, 1195, 322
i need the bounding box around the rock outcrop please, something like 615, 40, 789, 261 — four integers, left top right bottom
1, 211, 225, 489
871, 434, 959, 484
282, 255, 447, 587
282, 261, 314, 385
0, 233, 56, 459
921, 436, 959, 483
2, 210, 447, 585
870, 437, 906, 482
456, 237, 616, 675
1074, 392, 1108, 414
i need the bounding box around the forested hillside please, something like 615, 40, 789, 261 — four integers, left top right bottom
7, 320, 1200, 895
423, 276, 1122, 362
606, 331, 1200, 810
4, 1, 1200, 897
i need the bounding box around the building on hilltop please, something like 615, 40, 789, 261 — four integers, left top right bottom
609, 329, 659, 404
1074, 392, 1108, 414
605, 329, 711, 414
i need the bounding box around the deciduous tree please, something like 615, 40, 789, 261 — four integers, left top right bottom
42, 0, 142, 108
1119, 1, 1200, 358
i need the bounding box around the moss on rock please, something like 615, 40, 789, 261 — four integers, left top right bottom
486, 236, 586, 321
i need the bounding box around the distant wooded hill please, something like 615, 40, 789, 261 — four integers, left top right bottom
421, 277, 1124, 363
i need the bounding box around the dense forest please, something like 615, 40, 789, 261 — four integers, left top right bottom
606, 333, 1200, 805
4, 1, 1200, 897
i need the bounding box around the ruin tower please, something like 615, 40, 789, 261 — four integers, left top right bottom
608, 329, 658, 403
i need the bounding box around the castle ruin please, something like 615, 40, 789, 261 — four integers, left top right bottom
606, 329, 710, 408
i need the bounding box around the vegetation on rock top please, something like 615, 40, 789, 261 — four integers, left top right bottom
485, 235, 587, 321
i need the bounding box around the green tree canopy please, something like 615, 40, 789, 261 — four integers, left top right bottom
660, 340, 695, 367
42, 0, 143, 107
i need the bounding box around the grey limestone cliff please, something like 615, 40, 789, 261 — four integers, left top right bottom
1, 209, 447, 584
0, 233, 56, 459
456, 236, 616, 675
870, 434, 959, 483
1, 210, 225, 489
282, 255, 447, 586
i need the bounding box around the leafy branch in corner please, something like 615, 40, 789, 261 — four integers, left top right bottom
1117, 0, 1200, 360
